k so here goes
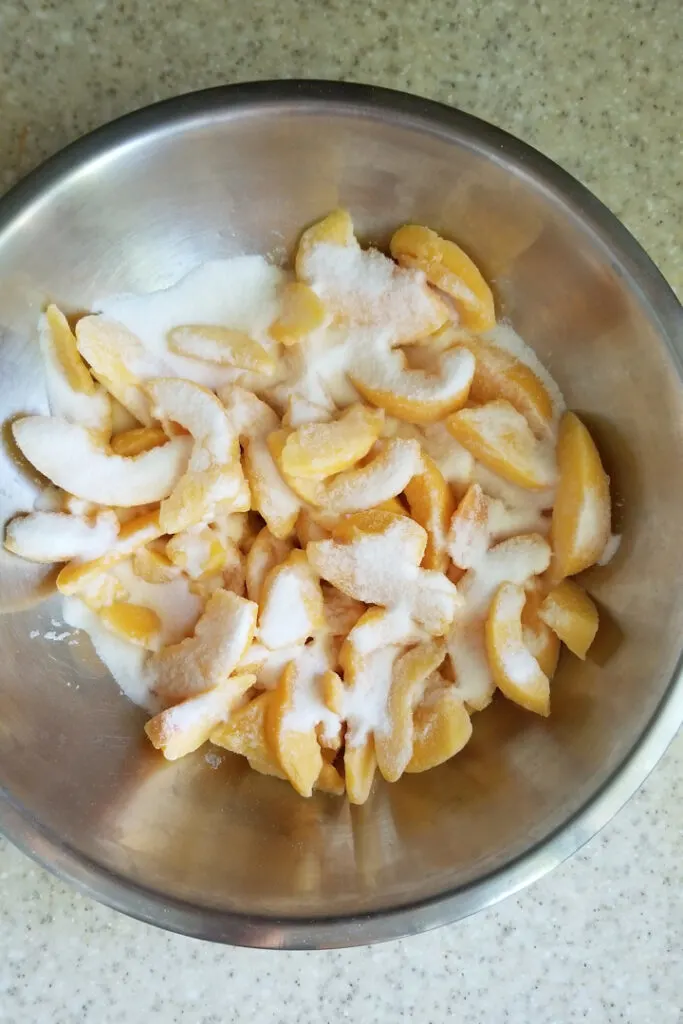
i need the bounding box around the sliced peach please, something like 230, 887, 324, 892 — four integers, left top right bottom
316, 761, 345, 796
44, 304, 96, 394
331, 508, 427, 563
486, 582, 550, 716
390, 224, 496, 332
538, 578, 599, 659
406, 688, 472, 772
132, 544, 179, 585
454, 330, 554, 436
270, 282, 329, 346
211, 691, 286, 778
110, 425, 168, 457
166, 525, 227, 579
4, 509, 119, 564
550, 411, 611, 580
76, 315, 156, 425
258, 550, 325, 649
279, 404, 384, 480
245, 527, 293, 603
295, 208, 356, 280
447, 482, 490, 570
375, 640, 447, 782
265, 661, 324, 797
99, 601, 162, 649
404, 454, 456, 572
152, 589, 258, 703
447, 620, 495, 711
447, 400, 557, 490
350, 347, 475, 424
145, 673, 256, 760
167, 324, 276, 375
522, 580, 561, 678
295, 509, 331, 548
56, 510, 164, 596
344, 735, 377, 805
243, 437, 300, 539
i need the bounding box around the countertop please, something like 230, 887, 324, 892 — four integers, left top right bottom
0, 1, 681, 1022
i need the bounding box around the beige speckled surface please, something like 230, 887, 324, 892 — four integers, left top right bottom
0, 2, 681, 1022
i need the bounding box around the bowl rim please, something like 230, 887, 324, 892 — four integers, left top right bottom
1, 79, 682, 950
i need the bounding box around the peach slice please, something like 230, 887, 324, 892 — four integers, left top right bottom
344, 735, 377, 806
452, 329, 555, 436
405, 454, 456, 572
375, 640, 447, 782
166, 525, 228, 579
406, 687, 472, 773
245, 527, 294, 603
211, 691, 286, 779
295, 208, 357, 280
330, 508, 427, 563
447, 482, 490, 570
270, 282, 329, 346
132, 544, 179, 585
279, 404, 384, 480
550, 411, 611, 580
265, 661, 324, 797
447, 400, 557, 490
390, 224, 496, 332
39, 305, 111, 438
4, 510, 119, 564
110, 425, 168, 457
269, 434, 423, 514
12, 417, 190, 507
258, 550, 326, 649
145, 672, 256, 761
538, 578, 599, 659
522, 580, 561, 678
350, 347, 475, 424
167, 324, 276, 375
56, 510, 164, 597
99, 601, 162, 650
152, 589, 258, 704
147, 377, 246, 533
486, 582, 550, 716
76, 315, 159, 425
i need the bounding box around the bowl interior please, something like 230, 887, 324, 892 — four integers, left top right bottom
1, 86, 682, 944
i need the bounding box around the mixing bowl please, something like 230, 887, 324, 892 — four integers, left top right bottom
0, 81, 681, 949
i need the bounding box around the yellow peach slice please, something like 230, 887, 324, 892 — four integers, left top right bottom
56, 510, 164, 596
152, 589, 258, 704
76, 315, 157, 425
279, 404, 384, 480
375, 640, 447, 782
522, 580, 561, 679
447, 482, 490, 570
390, 224, 496, 332
406, 688, 472, 773
550, 412, 611, 580
258, 550, 325, 649
538, 578, 599, 659
295, 208, 357, 280
344, 735, 377, 806
110, 425, 168, 457
211, 691, 286, 779
265, 661, 324, 797
12, 417, 191, 507
132, 544, 179, 584
4, 510, 119, 564
295, 509, 331, 548
166, 525, 227, 579
330, 508, 427, 563
316, 761, 345, 796
350, 347, 475, 424
270, 282, 329, 346
245, 527, 294, 603
486, 582, 550, 716
167, 324, 276, 375
452, 330, 554, 436
404, 454, 456, 572
322, 585, 366, 638
146, 673, 256, 761
147, 377, 245, 532
99, 601, 162, 649
447, 400, 557, 490
39, 305, 112, 438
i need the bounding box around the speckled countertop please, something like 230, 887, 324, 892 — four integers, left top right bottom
0, 2, 681, 1022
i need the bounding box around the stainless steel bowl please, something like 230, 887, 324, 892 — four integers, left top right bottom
1, 81, 682, 949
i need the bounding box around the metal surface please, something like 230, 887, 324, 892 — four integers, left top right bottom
0, 81, 682, 949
